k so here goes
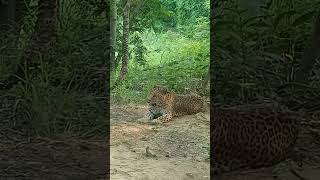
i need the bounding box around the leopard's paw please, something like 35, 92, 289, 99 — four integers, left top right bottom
137, 117, 149, 123
150, 119, 162, 125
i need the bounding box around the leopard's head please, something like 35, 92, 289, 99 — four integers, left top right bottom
147, 85, 170, 106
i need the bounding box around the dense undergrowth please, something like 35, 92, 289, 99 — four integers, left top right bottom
0, 0, 108, 137
111, 29, 209, 104
213, 0, 320, 106
3, 0, 319, 136
111, 0, 210, 104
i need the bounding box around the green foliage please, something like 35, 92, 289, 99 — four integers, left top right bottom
112, 28, 209, 103
0, 0, 38, 81
119, 0, 174, 32
0, 0, 108, 137
176, 0, 209, 27
213, 0, 320, 103
0, 32, 21, 81
158, 0, 178, 28
184, 16, 210, 39
111, 0, 209, 104
130, 31, 147, 66
8, 79, 106, 136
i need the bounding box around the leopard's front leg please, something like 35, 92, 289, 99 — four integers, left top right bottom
151, 112, 173, 124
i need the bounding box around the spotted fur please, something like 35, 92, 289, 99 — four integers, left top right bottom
212, 103, 300, 175
147, 85, 204, 123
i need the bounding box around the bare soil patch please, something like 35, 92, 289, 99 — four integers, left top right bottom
110, 105, 210, 180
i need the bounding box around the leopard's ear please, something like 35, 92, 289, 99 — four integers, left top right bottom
153, 85, 163, 89
153, 85, 163, 91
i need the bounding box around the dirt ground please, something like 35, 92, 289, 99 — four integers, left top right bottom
110, 104, 320, 180
110, 105, 210, 180
0, 131, 108, 180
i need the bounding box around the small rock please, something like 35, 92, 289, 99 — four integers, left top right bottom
195, 157, 202, 162
165, 152, 171, 158
183, 153, 188, 158
145, 146, 156, 158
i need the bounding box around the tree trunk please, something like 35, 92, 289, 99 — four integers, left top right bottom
110, 0, 117, 72
203, 65, 210, 90
285, 13, 320, 110
22, 0, 59, 76
118, 0, 131, 81
114, 52, 122, 70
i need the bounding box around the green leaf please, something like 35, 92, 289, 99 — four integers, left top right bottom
242, 15, 265, 27
225, 31, 242, 42
292, 11, 315, 27
244, 41, 257, 47
273, 10, 297, 30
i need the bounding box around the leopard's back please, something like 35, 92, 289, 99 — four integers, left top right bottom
148, 85, 204, 118
172, 94, 204, 117
212, 103, 300, 174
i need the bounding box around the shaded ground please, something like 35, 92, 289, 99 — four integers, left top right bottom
110, 105, 210, 180
110, 104, 320, 180
0, 134, 108, 180
0, 97, 108, 180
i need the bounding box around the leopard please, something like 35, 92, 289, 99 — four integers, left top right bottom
212, 102, 301, 176
146, 85, 204, 123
